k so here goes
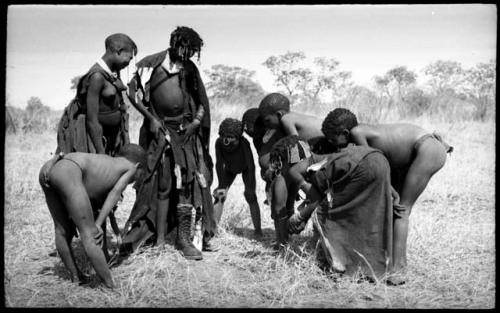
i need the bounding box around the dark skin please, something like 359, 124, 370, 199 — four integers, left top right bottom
262, 110, 324, 142
86, 47, 135, 154
136, 47, 202, 247
213, 135, 263, 237
329, 123, 448, 272
261, 110, 323, 225
39, 152, 143, 289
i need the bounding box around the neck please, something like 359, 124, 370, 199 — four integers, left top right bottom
101, 54, 116, 72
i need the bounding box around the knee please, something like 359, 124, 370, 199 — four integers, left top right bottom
80, 226, 101, 247
243, 190, 257, 203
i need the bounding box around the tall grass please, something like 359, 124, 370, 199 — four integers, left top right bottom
3, 102, 495, 308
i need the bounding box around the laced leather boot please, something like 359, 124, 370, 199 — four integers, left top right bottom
175, 204, 203, 260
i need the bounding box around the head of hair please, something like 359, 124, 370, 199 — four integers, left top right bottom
308, 136, 337, 154
258, 93, 290, 117
242, 108, 260, 129
117, 144, 147, 166
269, 135, 300, 165
105, 33, 138, 56
321, 108, 358, 140
170, 26, 203, 61
219, 118, 243, 138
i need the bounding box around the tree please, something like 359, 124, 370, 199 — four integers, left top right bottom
204, 64, 265, 104
23, 97, 52, 132
299, 57, 353, 105
423, 60, 464, 94
373, 66, 417, 102
262, 51, 308, 98
461, 59, 496, 120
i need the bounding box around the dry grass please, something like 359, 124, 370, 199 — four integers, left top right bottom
4, 106, 495, 308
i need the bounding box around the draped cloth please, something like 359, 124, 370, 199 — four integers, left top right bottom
55, 63, 129, 155
310, 145, 394, 280
120, 50, 215, 254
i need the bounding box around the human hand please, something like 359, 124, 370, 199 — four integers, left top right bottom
94, 224, 104, 248
184, 120, 200, 138
213, 188, 227, 202
391, 187, 400, 206
288, 212, 307, 234
149, 118, 163, 137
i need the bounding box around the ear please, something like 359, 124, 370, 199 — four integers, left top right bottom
342, 129, 350, 137
276, 111, 283, 119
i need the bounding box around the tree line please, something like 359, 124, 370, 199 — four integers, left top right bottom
6, 53, 496, 134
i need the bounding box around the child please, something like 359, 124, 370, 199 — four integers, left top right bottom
242, 108, 286, 182
258, 93, 324, 141
321, 108, 453, 273
286, 144, 400, 284
213, 118, 263, 237
267, 135, 311, 249
56, 33, 143, 156
39, 144, 146, 288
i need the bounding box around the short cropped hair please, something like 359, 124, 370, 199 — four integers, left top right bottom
258, 93, 290, 117
321, 108, 358, 140
170, 26, 204, 61
219, 118, 243, 138
105, 33, 138, 55
117, 144, 147, 166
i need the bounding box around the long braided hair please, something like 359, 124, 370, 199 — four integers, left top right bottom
169, 26, 204, 62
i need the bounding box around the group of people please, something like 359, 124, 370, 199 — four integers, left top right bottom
39, 26, 453, 289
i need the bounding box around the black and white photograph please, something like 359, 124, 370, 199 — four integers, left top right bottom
4, 4, 496, 308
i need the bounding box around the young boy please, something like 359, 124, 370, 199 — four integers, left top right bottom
213, 118, 263, 237
320, 108, 453, 273
39, 144, 146, 289
267, 135, 311, 249
258, 93, 324, 141
242, 108, 286, 182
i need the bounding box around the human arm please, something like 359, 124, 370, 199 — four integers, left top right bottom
108, 210, 122, 247
127, 75, 163, 137
85, 73, 106, 154
95, 166, 137, 228
288, 185, 323, 234
288, 159, 313, 196
214, 139, 225, 188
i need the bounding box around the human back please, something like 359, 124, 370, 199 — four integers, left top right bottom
280, 111, 324, 141
352, 123, 429, 169
53, 152, 135, 203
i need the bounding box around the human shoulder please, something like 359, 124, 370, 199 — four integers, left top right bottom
136, 50, 169, 69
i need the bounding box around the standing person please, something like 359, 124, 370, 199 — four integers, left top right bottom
212, 118, 263, 238
56, 33, 141, 156
121, 26, 216, 260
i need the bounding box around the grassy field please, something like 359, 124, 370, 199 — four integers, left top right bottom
3, 108, 495, 308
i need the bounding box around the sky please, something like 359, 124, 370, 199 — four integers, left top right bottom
5, 4, 497, 110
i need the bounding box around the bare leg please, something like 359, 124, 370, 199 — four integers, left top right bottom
156, 198, 169, 247
242, 168, 262, 236
271, 175, 289, 248
393, 140, 447, 271
50, 161, 114, 289
41, 184, 82, 283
